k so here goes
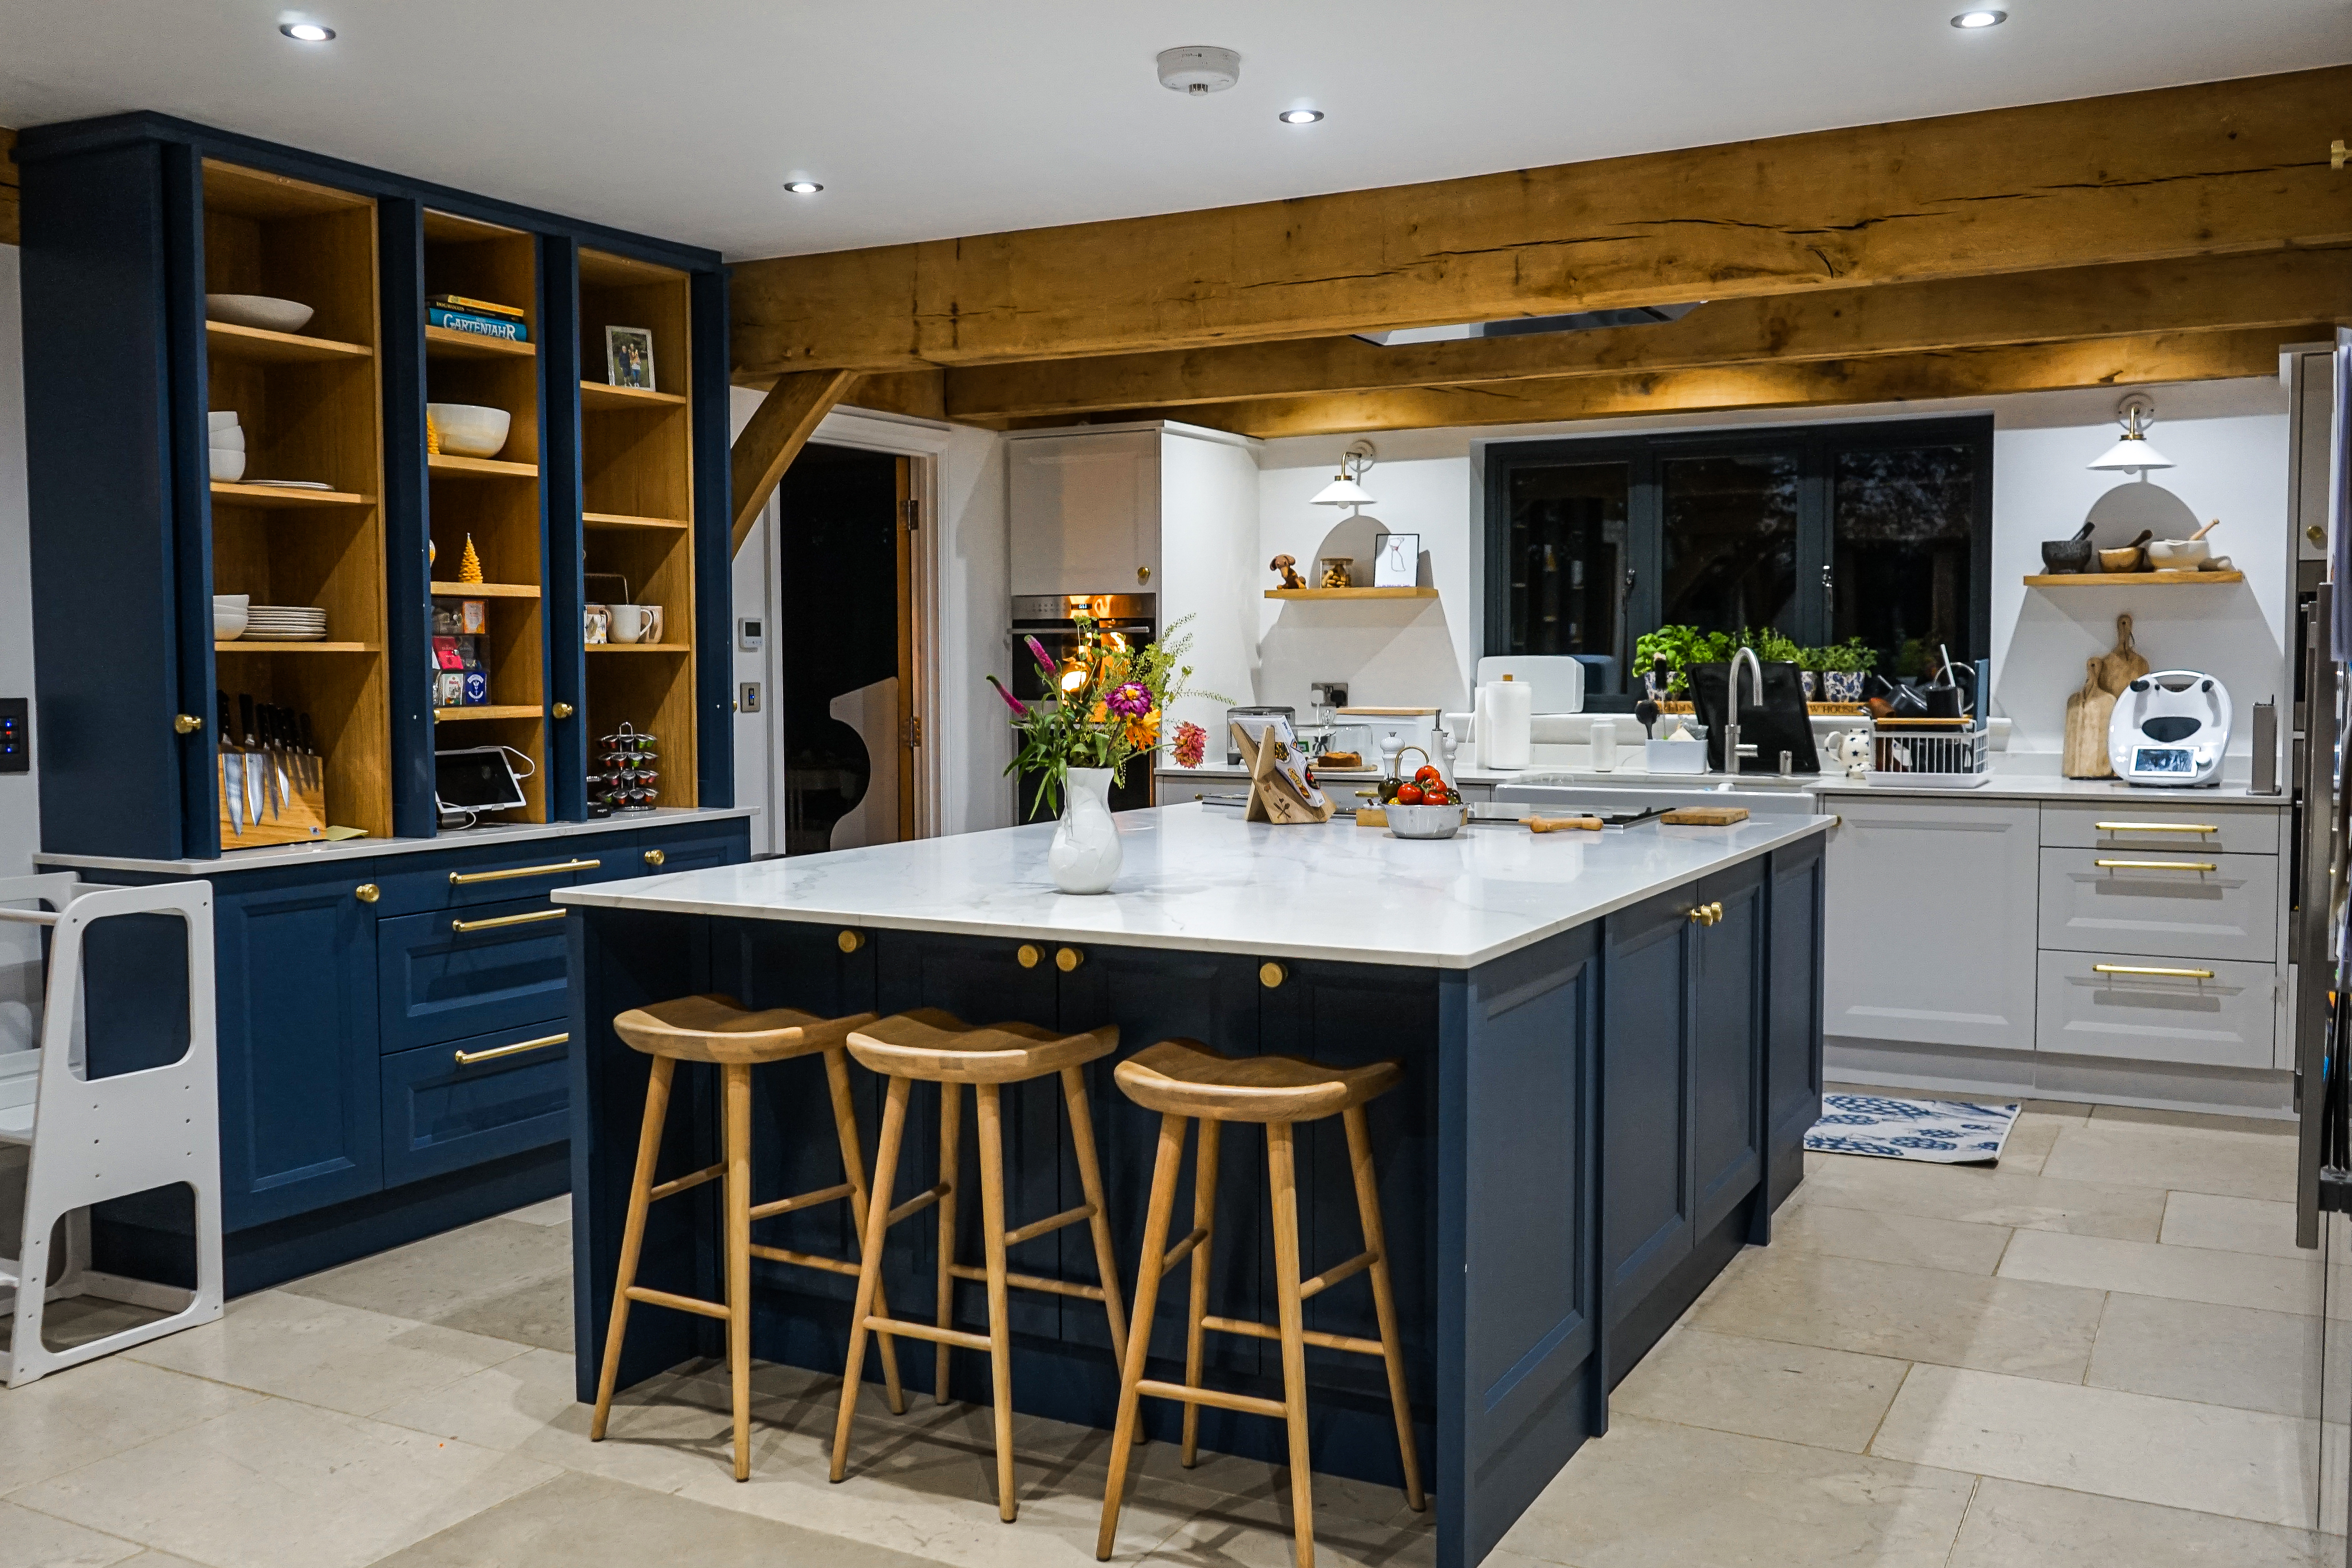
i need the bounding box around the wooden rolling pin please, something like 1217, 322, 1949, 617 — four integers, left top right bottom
1529, 814, 1605, 833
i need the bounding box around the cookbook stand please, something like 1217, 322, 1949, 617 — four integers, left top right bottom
1232, 721, 1336, 825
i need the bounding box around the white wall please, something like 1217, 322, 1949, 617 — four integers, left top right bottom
1249, 376, 2295, 756
1157, 427, 1262, 746
0, 245, 41, 1051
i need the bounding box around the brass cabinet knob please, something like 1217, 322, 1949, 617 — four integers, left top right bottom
2310, 525, 2329, 549
1135, 565, 1151, 584
173, 713, 204, 734
1712, 901, 1725, 921
1688, 906, 1706, 925
837, 929, 867, 953
1016, 943, 1042, 969
1260, 961, 1286, 989
552, 702, 574, 719
642, 849, 665, 867
1056, 945, 1085, 972
354, 883, 380, 903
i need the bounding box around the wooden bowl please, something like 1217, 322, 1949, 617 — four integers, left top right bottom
2096, 544, 2144, 573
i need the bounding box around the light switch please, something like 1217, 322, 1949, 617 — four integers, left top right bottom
0, 698, 25, 774
739, 682, 762, 713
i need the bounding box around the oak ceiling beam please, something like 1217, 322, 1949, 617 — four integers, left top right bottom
1139, 327, 2320, 442
943, 248, 2352, 420
732, 67, 2352, 376
0, 127, 19, 248
730, 367, 857, 555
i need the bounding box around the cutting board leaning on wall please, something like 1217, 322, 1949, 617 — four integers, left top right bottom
2064, 658, 2117, 778
2098, 612, 2148, 696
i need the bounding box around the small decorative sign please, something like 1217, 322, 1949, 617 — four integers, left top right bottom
1373, 532, 1420, 589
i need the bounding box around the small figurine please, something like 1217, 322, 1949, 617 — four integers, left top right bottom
1270, 553, 1306, 590
458, 533, 484, 584
1826, 728, 1872, 780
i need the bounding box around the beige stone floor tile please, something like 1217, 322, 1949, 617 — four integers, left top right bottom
2093, 1104, 2299, 1137
11, 1397, 561, 1568
0, 1500, 142, 1568
370, 1345, 584, 1451
431, 1268, 574, 1354
1689, 1245, 2103, 1382
1871, 1362, 2320, 1530
1772, 1195, 2014, 1275
1945, 1476, 2333, 1566
1490, 1414, 1976, 1568
1147, 1484, 1436, 1568
367, 1468, 942, 1568
0, 1356, 263, 1494
1999, 1229, 2324, 1316
501, 1195, 574, 1226
0, 1295, 171, 1356
124, 1289, 530, 1418
1607, 1324, 1909, 1452
2087, 1293, 2323, 1418
2162, 1191, 2305, 1260
1796, 1155, 2167, 1240
2039, 1119, 2298, 1202
1994, 1114, 2064, 1175
110, 1555, 207, 1568
282, 1216, 573, 1326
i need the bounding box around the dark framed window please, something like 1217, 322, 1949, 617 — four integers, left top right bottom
1484, 416, 1993, 691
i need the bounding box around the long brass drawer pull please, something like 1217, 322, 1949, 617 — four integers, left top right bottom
2092, 963, 2215, 979
2094, 859, 2217, 872
2093, 822, 2217, 834
448, 858, 600, 886
453, 1032, 568, 1066
451, 908, 568, 933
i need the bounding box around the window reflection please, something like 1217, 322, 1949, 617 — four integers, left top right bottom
1662, 453, 1798, 635
1505, 462, 1628, 669
1833, 446, 1976, 680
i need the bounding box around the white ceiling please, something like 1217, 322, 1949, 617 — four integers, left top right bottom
4, 1, 2349, 262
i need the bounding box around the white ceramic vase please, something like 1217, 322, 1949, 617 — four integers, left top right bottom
1048, 767, 1122, 894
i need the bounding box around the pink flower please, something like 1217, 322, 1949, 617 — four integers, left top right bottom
985, 674, 1028, 717
1025, 636, 1057, 675
1106, 681, 1152, 719
1172, 720, 1207, 768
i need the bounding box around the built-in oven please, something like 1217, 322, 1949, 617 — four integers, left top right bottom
1008, 594, 1157, 824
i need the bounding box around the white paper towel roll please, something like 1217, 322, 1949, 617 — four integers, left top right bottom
1477, 677, 1532, 769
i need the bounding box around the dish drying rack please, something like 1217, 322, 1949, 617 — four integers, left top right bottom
1866, 658, 1992, 789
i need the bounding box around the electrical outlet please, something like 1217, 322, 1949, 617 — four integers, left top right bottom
1310, 682, 1349, 709
739, 682, 762, 713
0, 698, 25, 774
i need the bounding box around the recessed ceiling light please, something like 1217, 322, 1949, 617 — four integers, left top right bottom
783, 181, 824, 195
279, 21, 335, 41
1279, 108, 1324, 125
1950, 9, 2006, 27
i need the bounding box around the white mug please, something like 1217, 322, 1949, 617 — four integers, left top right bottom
583, 605, 610, 645
1589, 716, 1618, 772
608, 603, 650, 644
643, 605, 664, 645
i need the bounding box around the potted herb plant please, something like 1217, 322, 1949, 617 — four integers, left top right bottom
1813, 637, 1879, 703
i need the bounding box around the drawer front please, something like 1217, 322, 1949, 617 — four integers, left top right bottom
2037, 847, 2280, 963
372, 833, 633, 916
377, 894, 574, 1052
2040, 801, 2283, 856
2034, 951, 2277, 1068
380, 1023, 571, 1187
632, 820, 750, 877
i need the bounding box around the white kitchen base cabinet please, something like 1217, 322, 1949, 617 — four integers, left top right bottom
2033, 951, 2277, 1070
1824, 798, 2041, 1053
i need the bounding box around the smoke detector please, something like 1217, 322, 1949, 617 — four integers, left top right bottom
1157, 46, 1241, 96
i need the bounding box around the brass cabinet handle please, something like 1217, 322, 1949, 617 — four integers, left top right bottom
1016, 942, 1041, 968
1689, 905, 1717, 926
1260, 961, 1286, 988
838, 929, 868, 953
354, 883, 380, 903
454, 1031, 568, 1066
1056, 945, 1085, 972
552, 702, 574, 719
2094, 859, 2217, 872
451, 907, 567, 933
2093, 963, 2215, 979
1135, 565, 1151, 584
449, 858, 600, 886
2092, 821, 2217, 834
2310, 525, 2329, 548
1712, 901, 1725, 921
173, 713, 204, 734
643, 849, 666, 867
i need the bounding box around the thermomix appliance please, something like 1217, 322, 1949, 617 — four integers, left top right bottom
2107, 669, 2230, 786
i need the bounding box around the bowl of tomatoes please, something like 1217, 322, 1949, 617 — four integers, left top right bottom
1382, 766, 1467, 838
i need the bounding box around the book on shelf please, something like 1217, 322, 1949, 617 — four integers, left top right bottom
429, 293, 524, 321
428, 307, 530, 343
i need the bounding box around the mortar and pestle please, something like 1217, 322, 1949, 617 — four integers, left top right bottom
2039, 520, 2095, 574
2097, 529, 2154, 574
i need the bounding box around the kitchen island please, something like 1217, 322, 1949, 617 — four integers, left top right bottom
556, 802, 1833, 1567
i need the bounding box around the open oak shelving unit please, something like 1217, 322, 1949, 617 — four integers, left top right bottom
201, 159, 391, 845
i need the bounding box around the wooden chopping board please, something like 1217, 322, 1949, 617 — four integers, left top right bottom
2063, 657, 2117, 778
2097, 612, 2148, 696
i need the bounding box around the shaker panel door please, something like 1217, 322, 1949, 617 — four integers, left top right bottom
1690, 861, 1764, 1236
1601, 887, 1694, 1316
1007, 431, 1157, 597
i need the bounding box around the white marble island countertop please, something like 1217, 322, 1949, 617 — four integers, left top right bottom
555, 803, 1834, 970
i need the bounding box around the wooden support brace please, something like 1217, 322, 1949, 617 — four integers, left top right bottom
747, 1181, 854, 1221
1001, 1201, 1096, 1248
648, 1163, 724, 1202
862, 1315, 993, 1352
1297, 1249, 1377, 1301
1159, 1225, 1209, 1270
947, 1261, 1109, 1301
729, 367, 857, 555
624, 1284, 731, 1321
885, 1182, 949, 1227
745, 1243, 862, 1279
1201, 1313, 1387, 1358
1136, 1378, 1288, 1420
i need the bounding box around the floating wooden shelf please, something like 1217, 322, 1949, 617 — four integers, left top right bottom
425, 324, 535, 359
429, 580, 539, 598
210, 481, 373, 509
580, 379, 687, 411
2023, 571, 2245, 587
214, 641, 375, 653
582, 511, 689, 532
587, 643, 690, 653
205, 320, 373, 364
428, 453, 538, 480
1264, 586, 1439, 600
432, 704, 541, 722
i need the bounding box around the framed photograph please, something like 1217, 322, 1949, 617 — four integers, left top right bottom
1372, 531, 1420, 589
606, 326, 655, 391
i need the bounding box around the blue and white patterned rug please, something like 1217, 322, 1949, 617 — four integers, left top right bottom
1805, 1094, 2021, 1164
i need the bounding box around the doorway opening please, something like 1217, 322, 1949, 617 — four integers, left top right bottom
776, 443, 918, 856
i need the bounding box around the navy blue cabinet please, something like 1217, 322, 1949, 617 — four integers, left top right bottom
1600, 888, 1696, 1323
1765, 836, 1826, 1207
1690, 861, 1765, 1236
377, 895, 574, 1053
382, 1022, 573, 1188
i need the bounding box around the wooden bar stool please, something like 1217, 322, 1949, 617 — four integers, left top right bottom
592, 993, 908, 1482
832, 1008, 1132, 1523
1096, 1040, 1425, 1568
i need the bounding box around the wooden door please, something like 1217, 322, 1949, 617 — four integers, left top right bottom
893, 455, 917, 840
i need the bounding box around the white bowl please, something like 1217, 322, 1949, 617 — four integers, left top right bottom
205, 294, 314, 334
210, 448, 246, 482
1385, 802, 1468, 840
427, 402, 512, 459
207, 411, 241, 433
210, 426, 245, 452
214, 614, 248, 640
2145, 538, 2211, 568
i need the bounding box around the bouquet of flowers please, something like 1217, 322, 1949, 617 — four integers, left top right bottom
988, 611, 1221, 818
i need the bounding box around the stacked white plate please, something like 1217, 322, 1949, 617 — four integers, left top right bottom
209, 411, 245, 483
243, 605, 328, 642
213, 593, 249, 640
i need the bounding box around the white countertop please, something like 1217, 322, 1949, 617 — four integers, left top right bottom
1161, 764, 2290, 807
35, 806, 755, 876
554, 803, 1834, 971
1807, 775, 2290, 805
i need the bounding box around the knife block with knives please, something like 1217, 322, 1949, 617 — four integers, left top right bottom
217, 690, 328, 847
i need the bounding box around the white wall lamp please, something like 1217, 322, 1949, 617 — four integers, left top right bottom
2088, 393, 2175, 476
1310, 440, 1378, 516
